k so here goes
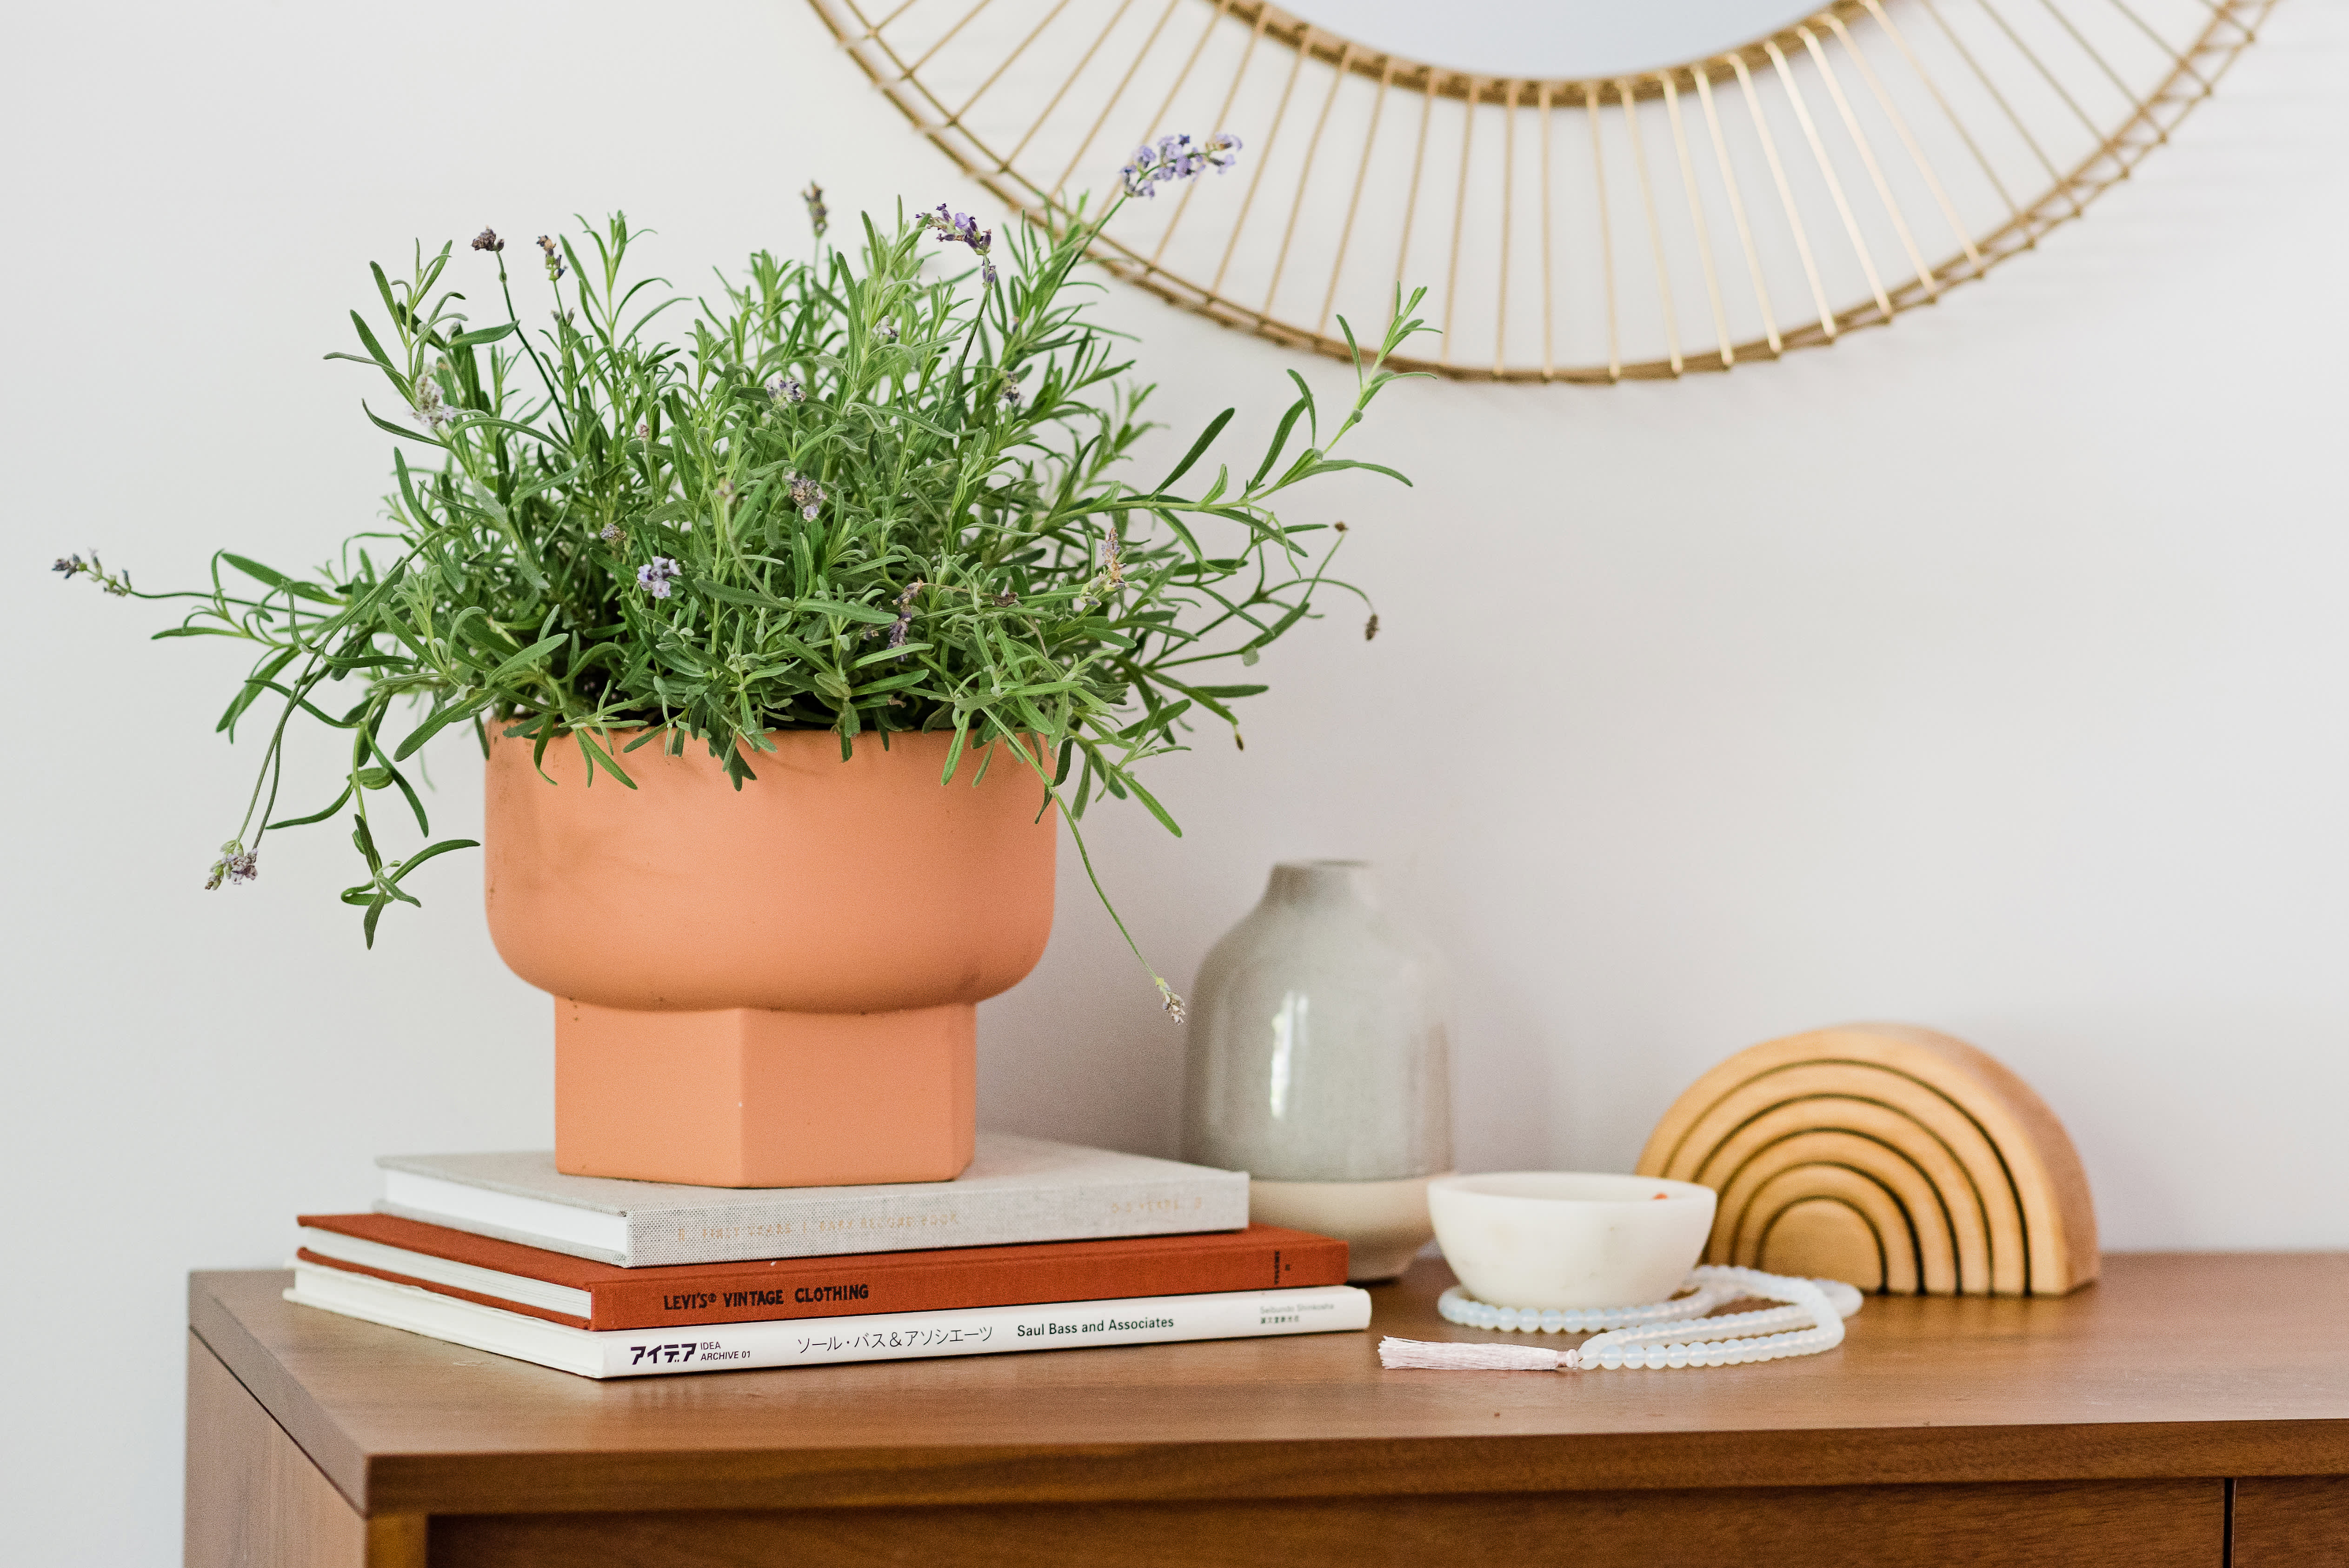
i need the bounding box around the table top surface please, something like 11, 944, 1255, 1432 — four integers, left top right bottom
191, 1253, 2349, 1517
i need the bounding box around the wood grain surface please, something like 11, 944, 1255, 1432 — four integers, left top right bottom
185, 1334, 374, 1568
2234, 1475, 2349, 1567
188, 1249, 2349, 1521
190, 1252, 2349, 1519
430, 1481, 2220, 1568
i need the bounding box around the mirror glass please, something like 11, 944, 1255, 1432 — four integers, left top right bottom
1280, 0, 1826, 80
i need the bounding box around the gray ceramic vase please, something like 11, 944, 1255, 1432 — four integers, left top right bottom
1180, 860, 1453, 1280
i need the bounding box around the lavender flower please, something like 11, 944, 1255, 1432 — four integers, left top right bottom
886, 579, 925, 657
407, 367, 467, 432
873, 319, 898, 345
767, 375, 805, 405
1071, 528, 1123, 614
637, 556, 679, 598
999, 380, 1021, 411
537, 234, 565, 282
921, 204, 997, 286
1364, 612, 1380, 641
786, 471, 826, 521
802, 181, 828, 240
1119, 132, 1243, 198
1099, 521, 1125, 588
205, 839, 259, 891
470, 227, 505, 253
53, 551, 132, 595
1158, 979, 1187, 1023
599, 523, 624, 546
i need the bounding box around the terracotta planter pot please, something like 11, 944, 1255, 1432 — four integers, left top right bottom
484, 727, 1057, 1188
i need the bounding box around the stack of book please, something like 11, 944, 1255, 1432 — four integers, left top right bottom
288, 1133, 1371, 1378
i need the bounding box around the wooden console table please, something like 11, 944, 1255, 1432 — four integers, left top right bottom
188, 1253, 2349, 1567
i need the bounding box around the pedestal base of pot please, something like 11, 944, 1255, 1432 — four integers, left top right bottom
553, 998, 977, 1188
1247, 1173, 1451, 1282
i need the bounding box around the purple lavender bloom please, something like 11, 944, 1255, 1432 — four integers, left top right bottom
787, 472, 826, 521
1120, 132, 1242, 198
922, 203, 997, 286
205, 839, 259, 891
886, 579, 924, 658
56, 549, 132, 595
637, 556, 679, 598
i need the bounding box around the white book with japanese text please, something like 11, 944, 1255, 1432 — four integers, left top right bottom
287, 1262, 1369, 1379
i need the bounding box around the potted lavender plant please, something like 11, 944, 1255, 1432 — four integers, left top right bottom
60, 137, 1430, 1186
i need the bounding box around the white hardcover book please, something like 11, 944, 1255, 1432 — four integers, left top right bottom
286, 1263, 1369, 1379
376, 1133, 1250, 1267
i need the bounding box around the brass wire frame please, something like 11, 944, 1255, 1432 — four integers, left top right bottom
807, 0, 2274, 384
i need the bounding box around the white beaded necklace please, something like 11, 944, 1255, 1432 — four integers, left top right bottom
1379, 1266, 1864, 1372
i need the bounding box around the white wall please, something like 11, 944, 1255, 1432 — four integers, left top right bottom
5, 2, 2344, 1561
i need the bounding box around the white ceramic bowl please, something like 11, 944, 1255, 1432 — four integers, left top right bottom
1428, 1172, 1718, 1309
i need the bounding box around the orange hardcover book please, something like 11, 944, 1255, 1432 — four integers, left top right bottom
295, 1212, 1348, 1331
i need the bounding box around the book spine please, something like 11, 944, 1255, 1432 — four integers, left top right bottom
296, 1235, 1349, 1331
288, 1263, 1368, 1380
592, 1286, 1371, 1376
588, 1235, 1343, 1330
295, 1250, 594, 1330
622, 1175, 1251, 1267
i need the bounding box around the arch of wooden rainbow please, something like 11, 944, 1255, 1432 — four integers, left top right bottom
1635, 1023, 2096, 1296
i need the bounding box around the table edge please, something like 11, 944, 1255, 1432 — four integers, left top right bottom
190, 1275, 373, 1512
189, 1267, 2349, 1518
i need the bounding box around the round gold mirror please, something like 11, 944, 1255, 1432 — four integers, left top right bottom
1279, 1, 1828, 80
809, 0, 2270, 381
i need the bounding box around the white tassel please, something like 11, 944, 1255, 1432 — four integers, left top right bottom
1379, 1336, 1575, 1371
